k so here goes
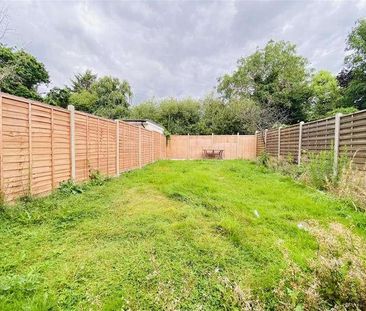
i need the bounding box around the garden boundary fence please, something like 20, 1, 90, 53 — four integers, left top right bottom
256, 109, 366, 174
0, 92, 166, 201
167, 134, 257, 160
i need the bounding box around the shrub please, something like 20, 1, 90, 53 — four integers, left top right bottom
257, 152, 270, 167
89, 169, 109, 186
58, 180, 84, 195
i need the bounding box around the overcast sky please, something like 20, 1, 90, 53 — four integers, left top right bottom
2, 0, 366, 103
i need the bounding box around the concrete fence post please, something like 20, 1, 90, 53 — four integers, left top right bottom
278, 127, 281, 160
298, 121, 304, 166
254, 130, 258, 158
264, 129, 268, 152
115, 120, 120, 176
333, 113, 342, 178
68, 105, 76, 180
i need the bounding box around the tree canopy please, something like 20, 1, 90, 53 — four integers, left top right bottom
0, 45, 49, 100
339, 19, 366, 109
217, 40, 311, 124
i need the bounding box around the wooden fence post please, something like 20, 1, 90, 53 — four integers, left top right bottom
278, 127, 281, 160
116, 120, 120, 176
68, 105, 76, 180
138, 127, 142, 168
298, 122, 304, 166
333, 113, 342, 177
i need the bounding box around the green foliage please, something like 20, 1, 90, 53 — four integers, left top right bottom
308, 70, 342, 119
217, 40, 311, 124
58, 180, 84, 195
69, 89, 98, 112
91, 76, 132, 119
50, 71, 132, 119
44, 86, 71, 108
0, 161, 365, 309
257, 152, 270, 167
71, 69, 97, 92
0, 45, 49, 100
324, 106, 358, 118
129, 100, 159, 121
89, 170, 109, 186
340, 19, 366, 109
301, 151, 335, 190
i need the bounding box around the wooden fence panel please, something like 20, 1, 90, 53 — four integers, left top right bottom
302, 117, 335, 153
167, 135, 256, 160
280, 125, 299, 161
141, 128, 152, 165
256, 131, 265, 156
52, 109, 71, 186
265, 129, 278, 157
119, 121, 139, 172
1, 96, 30, 200
340, 110, 366, 168
0, 92, 166, 202
31, 103, 53, 196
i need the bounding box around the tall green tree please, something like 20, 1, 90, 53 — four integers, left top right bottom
217, 40, 311, 124
308, 70, 341, 119
340, 19, 366, 109
0, 45, 49, 99
71, 70, 97, 92
55, 72, 132, 119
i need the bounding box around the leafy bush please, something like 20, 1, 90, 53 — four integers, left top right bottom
257, 152, 270, 167
58, 180, 84, 195
89, 170, 108, 186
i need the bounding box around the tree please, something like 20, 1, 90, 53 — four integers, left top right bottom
69, 89, 98, 112
157, 98, 202, 134
129, 100, 159, 121
340, 19, 366, 109
217, 40, 311, 124
0, 45, 49, 99
91, 76, 132, 118
57, 72, 132, 119
71, 70, 97, 92
308, 70, 341, 119
44, 87, 71, 108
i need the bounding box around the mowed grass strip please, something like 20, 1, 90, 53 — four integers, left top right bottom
1, 160, 366, 310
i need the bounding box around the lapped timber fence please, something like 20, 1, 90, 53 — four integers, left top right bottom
0, 93, 166, 201
256, 110, 366, 173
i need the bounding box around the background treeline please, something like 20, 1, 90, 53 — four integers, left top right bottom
0, 19, 365, 134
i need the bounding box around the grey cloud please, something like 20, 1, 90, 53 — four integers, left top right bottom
2, 0, 366, 103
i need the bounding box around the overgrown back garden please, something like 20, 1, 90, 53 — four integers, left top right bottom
1, 160, 366, 309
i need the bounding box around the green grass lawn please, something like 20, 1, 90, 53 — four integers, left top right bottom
1, 160, 366, 310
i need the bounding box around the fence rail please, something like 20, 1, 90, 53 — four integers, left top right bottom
257, 109, 366, 172
0, 92, 166, 201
